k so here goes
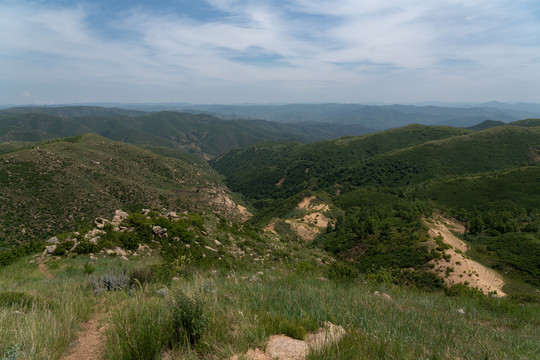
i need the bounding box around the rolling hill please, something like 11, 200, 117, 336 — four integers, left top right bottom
0, 134, 244, 245
0, 107, 373, 158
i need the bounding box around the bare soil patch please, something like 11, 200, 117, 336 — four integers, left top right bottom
425, 215, 506, 296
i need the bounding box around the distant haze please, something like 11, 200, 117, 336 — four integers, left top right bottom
1, 0, 540, 105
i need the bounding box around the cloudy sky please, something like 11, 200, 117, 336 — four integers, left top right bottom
1, 0, 540, 105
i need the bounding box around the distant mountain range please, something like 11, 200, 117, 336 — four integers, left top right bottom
0, 107, 373, 158
3, 102, 539, 130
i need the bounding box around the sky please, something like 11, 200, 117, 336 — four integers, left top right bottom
1, 0, 540, 105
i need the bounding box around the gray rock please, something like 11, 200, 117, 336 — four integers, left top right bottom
45, 244, 57, 254
47, 237, 59, 244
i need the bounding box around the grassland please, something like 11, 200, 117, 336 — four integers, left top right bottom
1, 248, 538, 359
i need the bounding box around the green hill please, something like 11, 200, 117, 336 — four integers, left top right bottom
0, 134, 243, 245
212, 124, 540, 203
0, 107, 374, 157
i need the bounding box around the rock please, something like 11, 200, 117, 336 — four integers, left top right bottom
165, 211, 178, 219
114, 247, 127, 257
46, 236, 59, 245
249, 275, 261, 282
94, 217, 109, 229
210, 269, 218, 276
205, 246, 218, 253
156, 288, 169, 297
374, 291, 380, 297
112, 210, 129, 225
172, 277, 180, 281
458, 308, 465, 314
120, 255, 128, 261
89, 236, 101, 244
306, 322, 346, 350
382, 293, 393, 301
152, 226, 167, 237
142, 208, 151, 215
318, 277, 328, 281
84, 229, 105, 239
185, 244, 191, 248
214, 239, 222, 246
105, 249, 115, 255
266, 335, 308, 360
45, 244, 57, 254
69, 241, 78, 252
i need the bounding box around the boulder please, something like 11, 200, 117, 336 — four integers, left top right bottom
165, 211, 178, 219
84, 229, 105, 239
47, 237, 59, 245
45, 244, 57, 254
89, 236, 101, 244
114, 247, 127, 257
111, 210, 129, 225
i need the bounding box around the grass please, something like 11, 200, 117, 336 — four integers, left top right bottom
0, 252, 538, 359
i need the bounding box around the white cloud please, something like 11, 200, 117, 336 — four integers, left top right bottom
0, 0, 539, 104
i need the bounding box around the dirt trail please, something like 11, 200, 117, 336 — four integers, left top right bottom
425, 215, 506, 296
62, 298, 108, 360
37, 257, 54, 280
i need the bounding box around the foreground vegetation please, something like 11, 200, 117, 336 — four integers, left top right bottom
1, 252, 538, 360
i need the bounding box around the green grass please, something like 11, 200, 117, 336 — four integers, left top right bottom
1, 252, 538, 360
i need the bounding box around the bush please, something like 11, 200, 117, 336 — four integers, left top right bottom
170, 291, 208, 345
129, 266, 156, 286
89, 273, 130, 292
325, 261, 360, 282
83, 262, 95, 275
445, 283, 483, 298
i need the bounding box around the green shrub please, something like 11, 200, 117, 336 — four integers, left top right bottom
74, 240, 98, 254
170, 291, 208, 345
83, 262, 95, 275
445, 283, 483, 298
325, 261, 360, 282
52, 240, 74, 256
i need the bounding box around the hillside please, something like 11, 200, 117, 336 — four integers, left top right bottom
0, 208, 538, 360
212, 122, 540, 295
212, 124, 540, 203
0, 107, 373, 158
0, 134, 244, 245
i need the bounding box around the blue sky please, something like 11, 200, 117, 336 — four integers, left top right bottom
1, 0, 540, 105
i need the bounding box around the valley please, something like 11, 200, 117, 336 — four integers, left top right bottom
0, 106, 539, 359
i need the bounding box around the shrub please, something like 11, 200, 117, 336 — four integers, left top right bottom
74, 240, 98, 254
445, 283, 483, 298
325, 261, 360, 282
129, 266, 156, 286
83, 262, 95, 275
89, 273, 130, 292
170, 291, 208, 345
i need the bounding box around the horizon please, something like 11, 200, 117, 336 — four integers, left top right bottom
2, 1, 540, 105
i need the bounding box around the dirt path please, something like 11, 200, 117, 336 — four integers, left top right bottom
425, 215, 506, 296
62, 298, 108, 360
37, 259, 54, 280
